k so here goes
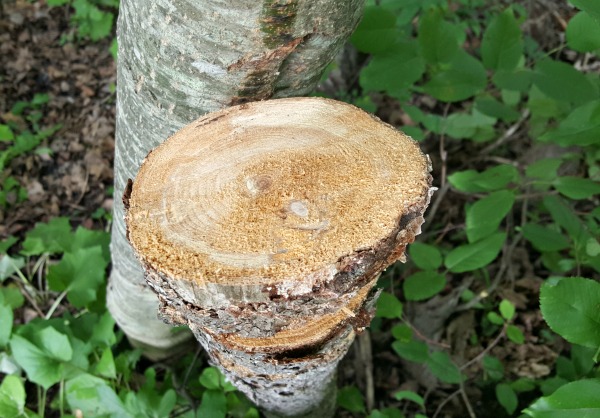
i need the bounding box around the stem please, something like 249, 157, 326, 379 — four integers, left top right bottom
45, 290, 68, 319
60, 379, 65, 417
38, 387, 46, 418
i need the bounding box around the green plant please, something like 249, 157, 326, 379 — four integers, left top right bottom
47, 0, 119, 42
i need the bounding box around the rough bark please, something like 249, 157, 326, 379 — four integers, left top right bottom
124, 98, 433, 417
108, 0, 365, 356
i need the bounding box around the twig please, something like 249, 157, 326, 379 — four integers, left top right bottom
460, 323, 507, 371
481, 109, 530, 155
357, 332, 375, 412
425, 182, 450, 226
407, 321, 451, 349
459, 381, 477, 418
432, 389, 461, 418
439, 104, 451, 188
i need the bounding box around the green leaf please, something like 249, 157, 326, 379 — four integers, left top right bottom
0, 375, 25, 418
499, 299, 516, 321
337, 386, 365, 413
10, 334, 63, 389
351, 6, 398, 54
39, 326, 73, 362
522, 224, 571, 252
21, 217, 72, 255
418, 8, 459, 64
0, 125, 14, 142
199, 367, 221, 390
507, 325, 525, 344
481, 8, 523, 71
543, 196, 584, 241
360, 41, 425, 95
553, 176, 600, 200
466, 190, 515, 243
0, 256, 25, 282
94, 347, 116, 379
570, 0, 600, 21
392, 339, 429, 363
0, 286, 24, 309
526, 158, 563, 180
566, 12, 600, 52
444, 232, 506, 273
426, 351, 463, 384
496, 383, 518, 415
47, 246, 108, 308
533, 59, 598, 105
524, 379, 600, 417
540, 277, 600, 348
492, 68, 533, 92
423, 51, 487, 102
487, 311, 504, 325
391, 324, 412, 342
448, 165, 518, 193
393, 390, 425, 406
0, 237, 18, 254
403, 271, 446, 301
409, 242, 442, 270
444, 111, 497, 141
66, 373, 131, 417
474, 96, 521, 122
482, 355, 504, 381
157, 390, 177, 417
376, 291, 403, 319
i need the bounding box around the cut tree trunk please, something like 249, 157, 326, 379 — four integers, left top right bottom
124, 97, 433, 417
108, 0, 364, 358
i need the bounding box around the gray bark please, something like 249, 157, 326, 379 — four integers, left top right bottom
108, 0, 364, 356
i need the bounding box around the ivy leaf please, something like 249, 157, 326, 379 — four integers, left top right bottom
481, 8, 523, 71
540, 277, 600, 348
403, 271, 446, 301
448, 165, 518, 193
0, 375, 26, 418
409, 242, 442, 270
533, 59, 598, 105
444, 232, 506, 273
47, 246, 108, 308
351, 6, 398, 54
423, 51, 487, 102
524, 379, 600, 417
566, 12, 600, 52
426, 351, 463, 383
466, 190, 515, 243
418, 8, 459, 64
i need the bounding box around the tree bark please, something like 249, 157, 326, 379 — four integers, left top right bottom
124, 97, 433, 417
108, 0, 364, 357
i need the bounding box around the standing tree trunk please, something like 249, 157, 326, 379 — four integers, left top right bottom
108, 0, 364, 358
124, 98, 433, 417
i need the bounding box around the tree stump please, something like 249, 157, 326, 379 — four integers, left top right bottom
124, 97, 433, 417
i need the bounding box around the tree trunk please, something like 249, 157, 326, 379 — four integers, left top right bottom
124, 97, 433, 417
108, 0, 364, 358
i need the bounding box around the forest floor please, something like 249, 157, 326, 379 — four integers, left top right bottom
1, 1, 593, 418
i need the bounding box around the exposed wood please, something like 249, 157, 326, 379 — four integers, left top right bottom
125, 97, 433, 417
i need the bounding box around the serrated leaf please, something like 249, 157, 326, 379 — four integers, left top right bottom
423, 51, 487, 102
0, 375, 25, 418
21, 217, 72, 255
444, 233, 506, 273
540, 277, 600, 348
426, 351, 463, 383
360, 41, 425, 95
337, 386, 365, 413
418, 8, 459, 64
522, 224, 570, 252
448, 165, 518, 193
351, 6, 398, 54
409, 242, 442, 270
553, 176, 600, 200
47, 246, 108, 308
566, 11, 600, 52
376, 291, 403, 319
403, 271, 446, 301
466, 190, 515, 243
481, 8, 523, 71
496, 383, 518, 415
10, 334, 63, 389
533, 59, 598, 105
524, 379, 600, 417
